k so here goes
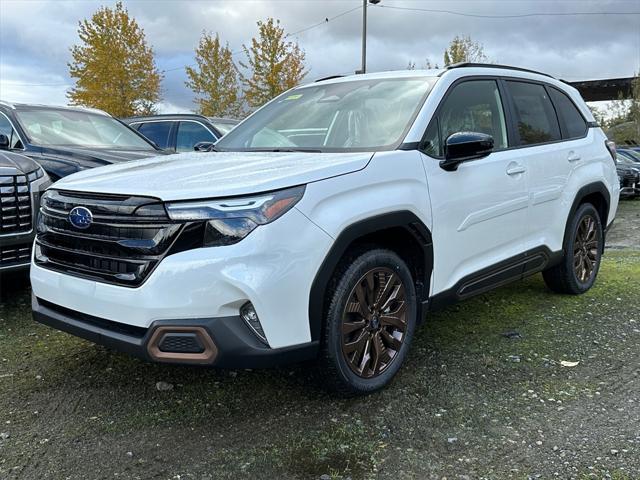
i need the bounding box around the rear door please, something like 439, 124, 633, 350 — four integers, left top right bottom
421, 78, 530, 295
503, 81, 577, 253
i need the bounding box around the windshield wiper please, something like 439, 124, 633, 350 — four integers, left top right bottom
249, 148, 322, 153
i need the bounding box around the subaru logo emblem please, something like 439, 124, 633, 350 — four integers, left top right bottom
69, 206, 93, 230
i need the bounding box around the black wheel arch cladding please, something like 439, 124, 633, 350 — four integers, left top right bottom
308, 210, 433, 342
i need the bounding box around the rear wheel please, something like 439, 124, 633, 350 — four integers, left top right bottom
543, 203, 603, 294
319, 248, 417, 395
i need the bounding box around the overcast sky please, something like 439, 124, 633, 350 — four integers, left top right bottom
1, 0, 639, 113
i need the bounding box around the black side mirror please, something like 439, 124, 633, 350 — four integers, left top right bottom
440, 132, 494, 171
0, 134, 9, 149
194, 141, 216, 152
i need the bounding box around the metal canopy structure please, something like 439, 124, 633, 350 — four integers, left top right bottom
568, 77, 637, 102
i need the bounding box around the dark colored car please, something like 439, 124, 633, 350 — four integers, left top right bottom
122, 114, 239, 152
0, 101, 169, 181
0, 151, 51, 272
618, 147, 640, 163
616, 154, 640, 198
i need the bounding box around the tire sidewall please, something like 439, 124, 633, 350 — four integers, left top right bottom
325, 249, 417, 393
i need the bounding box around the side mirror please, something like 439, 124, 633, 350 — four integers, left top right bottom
440, 132, 494, 171
194, 141, 216, 152
0, 134, 9, 149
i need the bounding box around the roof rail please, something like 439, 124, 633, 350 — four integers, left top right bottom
442, 62, 555, 79
0, 100, 15, 109
315, 75, 345, 83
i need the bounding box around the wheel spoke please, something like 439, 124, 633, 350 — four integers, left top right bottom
354, 283, 370, 317
380, 329, 402, 351
380, 312, 406, 331
342, 319, 366, 335
344, 330, 368, 355
375, 273, 398, 309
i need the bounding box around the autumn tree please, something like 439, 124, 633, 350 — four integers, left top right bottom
241, 18, 307, 108
595, 74, 640, 145
185, 32, 242, 117
67, 2, 161, 117
443, 35, 488, 66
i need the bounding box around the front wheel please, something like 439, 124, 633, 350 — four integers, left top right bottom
543, 203, 603, 294
319, 248, 417, 395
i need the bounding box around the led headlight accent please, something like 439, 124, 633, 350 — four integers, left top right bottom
166, 185, 305, 223
166, 185, 305, 246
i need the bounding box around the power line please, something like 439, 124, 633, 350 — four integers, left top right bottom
370, 4, 640, 18
160, 4, 363, 75
286, 4, 362, 37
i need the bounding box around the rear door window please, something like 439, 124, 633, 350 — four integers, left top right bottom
548, 88, 588, 139
506, 81, 561, 146
137, 121, 173, 149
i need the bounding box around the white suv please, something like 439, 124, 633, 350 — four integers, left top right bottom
31, 64, 620, 394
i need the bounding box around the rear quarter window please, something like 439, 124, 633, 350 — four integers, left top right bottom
548, 88, 588, 139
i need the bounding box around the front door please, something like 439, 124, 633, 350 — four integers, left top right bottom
420, 78, 529, 295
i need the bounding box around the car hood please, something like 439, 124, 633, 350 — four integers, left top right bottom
40, 145, 169, 166
0, 150, 42, 175
53, 151, 374, 201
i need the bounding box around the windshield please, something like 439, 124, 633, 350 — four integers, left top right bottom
619, 149, 640, 162
618, 154, 639, 165
215, 77, 435, 152
209, 120, 238, 135
15, 109, 155, 149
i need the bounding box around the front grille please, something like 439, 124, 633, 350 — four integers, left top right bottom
159, 333, 205, 353
35, 189, 185, 287
0, 243, 32, 267
0, 173, 33, 234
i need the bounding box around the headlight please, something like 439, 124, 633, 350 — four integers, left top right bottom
165, 185, 305, 246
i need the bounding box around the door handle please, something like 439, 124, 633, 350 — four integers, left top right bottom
506, 165, 526, 176
567, 151, 581, 162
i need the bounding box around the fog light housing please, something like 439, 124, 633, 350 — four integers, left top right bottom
240, 302, 267, 345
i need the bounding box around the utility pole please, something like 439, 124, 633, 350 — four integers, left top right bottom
359, 0, 380, 74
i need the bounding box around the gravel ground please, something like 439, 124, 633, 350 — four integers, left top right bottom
0, 199, 639, 480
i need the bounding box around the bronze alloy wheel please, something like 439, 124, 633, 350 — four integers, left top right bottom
573, 214, 599, 283
341, 267, 407, 379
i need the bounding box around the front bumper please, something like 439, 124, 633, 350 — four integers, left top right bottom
30, 207, 334, 349
32, 295, 318, 368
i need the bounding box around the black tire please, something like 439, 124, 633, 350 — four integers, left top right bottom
319, 248, 417, 395
542, 203, 603, 294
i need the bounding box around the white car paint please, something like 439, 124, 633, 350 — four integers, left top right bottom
53, 150, 373, 200
31, 66, 619, 364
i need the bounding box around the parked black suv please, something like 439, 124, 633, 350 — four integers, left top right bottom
0, 151, 51, 272
0, 101, 168, 181
122, 114, 238, 152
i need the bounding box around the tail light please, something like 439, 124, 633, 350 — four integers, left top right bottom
605, 140, 616, 164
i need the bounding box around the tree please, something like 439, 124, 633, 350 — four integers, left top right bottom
240, 18, 307, 108
443, 35, 488, 66
596, 74, 640, 145
67, 2, 161, 117
185, 32, 242, 117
